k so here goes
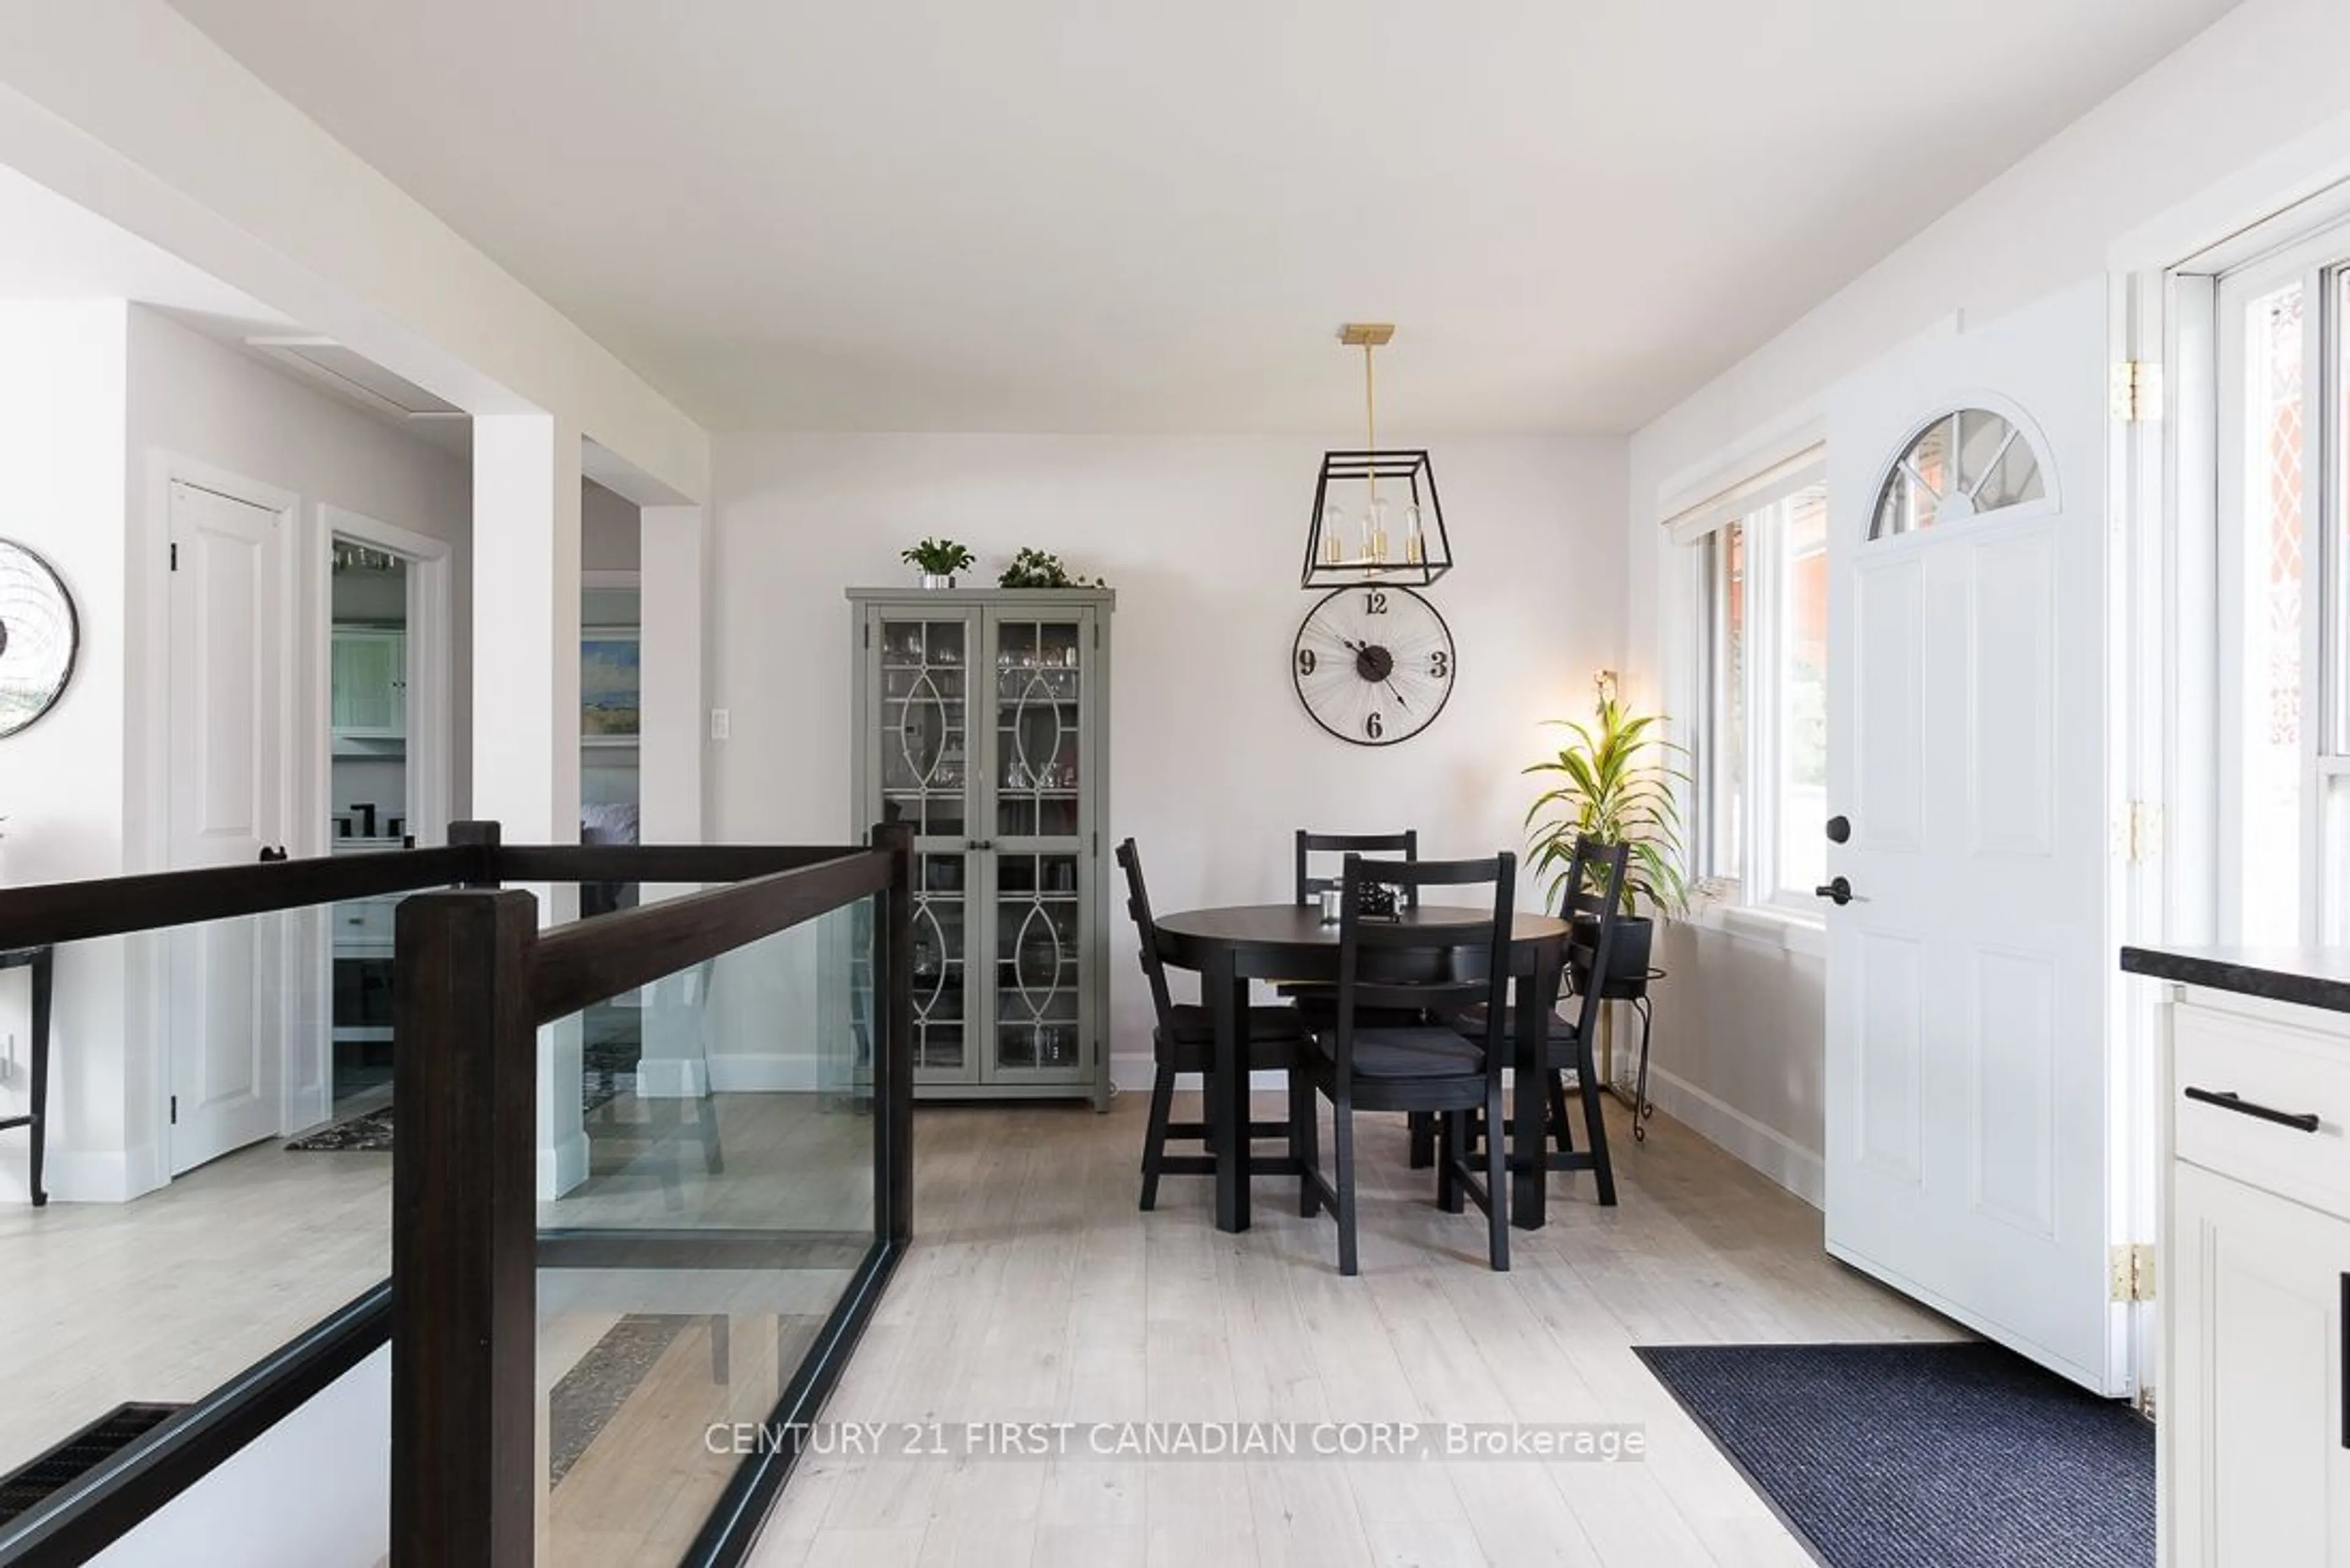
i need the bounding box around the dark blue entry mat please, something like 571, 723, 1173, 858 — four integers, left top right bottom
1635, 1342, 2152, 1568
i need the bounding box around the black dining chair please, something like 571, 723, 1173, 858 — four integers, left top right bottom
1299, 851, 1516, 1276
1116, 838, 1317, 1212
1451, 833, 1630, 1207
1292, 828, 1441, 1165
1294, 829, 1421, 910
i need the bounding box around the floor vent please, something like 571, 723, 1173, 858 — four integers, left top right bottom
0, 1402, 185, 1527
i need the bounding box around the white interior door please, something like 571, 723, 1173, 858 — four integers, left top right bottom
1823, 279, 2124, 1392
168, 479, 289, 1173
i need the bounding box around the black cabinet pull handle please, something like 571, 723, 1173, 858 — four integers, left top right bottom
2183, 1085, 2321, 1133
2340, 1274, 2348, 1450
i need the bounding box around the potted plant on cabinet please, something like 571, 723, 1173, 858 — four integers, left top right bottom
901, 537, 977, 590
1523, 679, 1688, 991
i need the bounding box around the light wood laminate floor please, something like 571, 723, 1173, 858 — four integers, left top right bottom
742, 1092, 1962, 1568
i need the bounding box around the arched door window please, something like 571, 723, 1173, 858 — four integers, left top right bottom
1870, 408, 2046, 539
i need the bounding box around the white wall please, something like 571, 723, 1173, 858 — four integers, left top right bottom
709, 432, 1625, 1085
88, 1347, 388, 1568
1622, 0, 2350, 1201
0, 301, 136, 1200
0, 305, 471, 1202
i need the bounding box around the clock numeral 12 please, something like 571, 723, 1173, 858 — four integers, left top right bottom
1363, 590, 1389, 614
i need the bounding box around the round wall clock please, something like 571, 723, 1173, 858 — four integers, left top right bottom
0, 539, 77, 739
1292, 585, 1455, 747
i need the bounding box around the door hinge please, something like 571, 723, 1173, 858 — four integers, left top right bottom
2115, 801, 2164, 864
2110, 1242, 2155, 1302
2110, 360, 2164, 424
168, 542, 179, 572
1092, 622, 1100, 649
863, 622, 870, 649
1091, 829, 1099, 857
169, 1094, 178, 1126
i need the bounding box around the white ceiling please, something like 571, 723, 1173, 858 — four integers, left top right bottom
166, 0, 2239, 435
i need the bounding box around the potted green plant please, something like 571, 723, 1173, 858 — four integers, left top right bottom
997, 548, 1107, 589
1523, 681, 1688, 992
902, 537, 976, 590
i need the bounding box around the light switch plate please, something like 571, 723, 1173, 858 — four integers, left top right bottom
709, 707, 731, 741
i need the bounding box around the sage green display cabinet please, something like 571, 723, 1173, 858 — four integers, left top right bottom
848, 588, 1114, 1108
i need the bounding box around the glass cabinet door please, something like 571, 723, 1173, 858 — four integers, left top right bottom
875, 613, 976, 1079
987, 613, 1092, 1077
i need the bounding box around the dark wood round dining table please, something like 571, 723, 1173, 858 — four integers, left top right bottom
1151, 903, 1579, 1234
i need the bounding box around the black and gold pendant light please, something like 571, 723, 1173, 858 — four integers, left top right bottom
1300, 323, 1452, 589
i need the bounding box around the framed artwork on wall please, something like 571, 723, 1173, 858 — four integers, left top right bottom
581, 626, 641, 744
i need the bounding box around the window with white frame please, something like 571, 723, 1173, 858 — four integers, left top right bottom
1685, 465, 1829, 913
2215, 227, 2350, 945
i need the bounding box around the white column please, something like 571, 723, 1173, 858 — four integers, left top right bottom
471, 414, 587, 1195
636, 502, 711, 1098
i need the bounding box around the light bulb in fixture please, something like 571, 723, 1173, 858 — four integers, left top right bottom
1402, 504, 1426, 564
1321, 501, 1348, 564
1366, 496, 1391, 564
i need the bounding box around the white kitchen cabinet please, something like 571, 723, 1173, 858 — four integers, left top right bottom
330, 627, 406, 739
2168, 1160, 2350, 1566
2158, 977, 2350, 1566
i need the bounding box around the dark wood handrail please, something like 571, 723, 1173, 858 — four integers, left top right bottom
494, 843, 864, 884
0, 845, 485, 950
528, 851, 893, 1024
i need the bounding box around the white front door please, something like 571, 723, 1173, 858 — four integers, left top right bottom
167, 479, 289, 1173
1822, 279, 2124, 1392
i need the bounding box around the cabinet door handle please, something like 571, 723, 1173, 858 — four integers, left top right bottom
2182, 1085, 2321, 1133
2340, 1274, 2348, 1450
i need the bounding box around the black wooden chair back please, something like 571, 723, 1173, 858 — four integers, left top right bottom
1113, 838, 1180, 1032
1327, 852, 1515, 1089
1555, 835, 1632, 1054
1295, 829, 1420, 909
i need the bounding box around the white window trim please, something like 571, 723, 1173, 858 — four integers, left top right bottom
1677, 456, 1830, 928
2205, 215, 2350, 944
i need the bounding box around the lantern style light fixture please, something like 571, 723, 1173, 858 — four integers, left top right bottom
1300, 323, 1452, 590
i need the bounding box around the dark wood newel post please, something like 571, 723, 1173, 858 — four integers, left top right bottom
391, 884, 538, 1567
873, 821, 914, 1245
447, 819, 504, 888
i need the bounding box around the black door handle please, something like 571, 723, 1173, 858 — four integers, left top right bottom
1813, 876, 1853, 906
2183, 1085, 2321, 1133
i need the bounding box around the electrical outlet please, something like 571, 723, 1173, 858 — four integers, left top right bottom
709, 707, 731, 741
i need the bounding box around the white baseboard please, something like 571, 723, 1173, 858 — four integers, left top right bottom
537, 1129, 589, 1200
636, 1057, 710, 1099
1646, 1066, 1825, 1209
706, 1055, 819, 1094
39, 1142, 168, 1203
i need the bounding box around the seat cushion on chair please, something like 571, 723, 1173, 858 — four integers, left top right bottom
1313, 1026, 1485, 1080
1166, 1003, 1306, 1045
1452, 1005, 1578, 1048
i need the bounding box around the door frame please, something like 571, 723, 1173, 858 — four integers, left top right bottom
316, 506, 455, 854
2114, 171, 2350, 1405
136, 454, 302, 1183
305, 506, 454, 1133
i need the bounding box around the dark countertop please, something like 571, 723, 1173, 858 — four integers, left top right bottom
2120, 945, 2350, 1015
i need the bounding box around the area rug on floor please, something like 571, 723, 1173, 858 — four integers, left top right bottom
1635, 1342, 2152, 1568
548, 1314, 693, 1487
286, 1079, 623, 1151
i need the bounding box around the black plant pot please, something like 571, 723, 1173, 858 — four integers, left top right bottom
1572, 913, 1655, 1000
